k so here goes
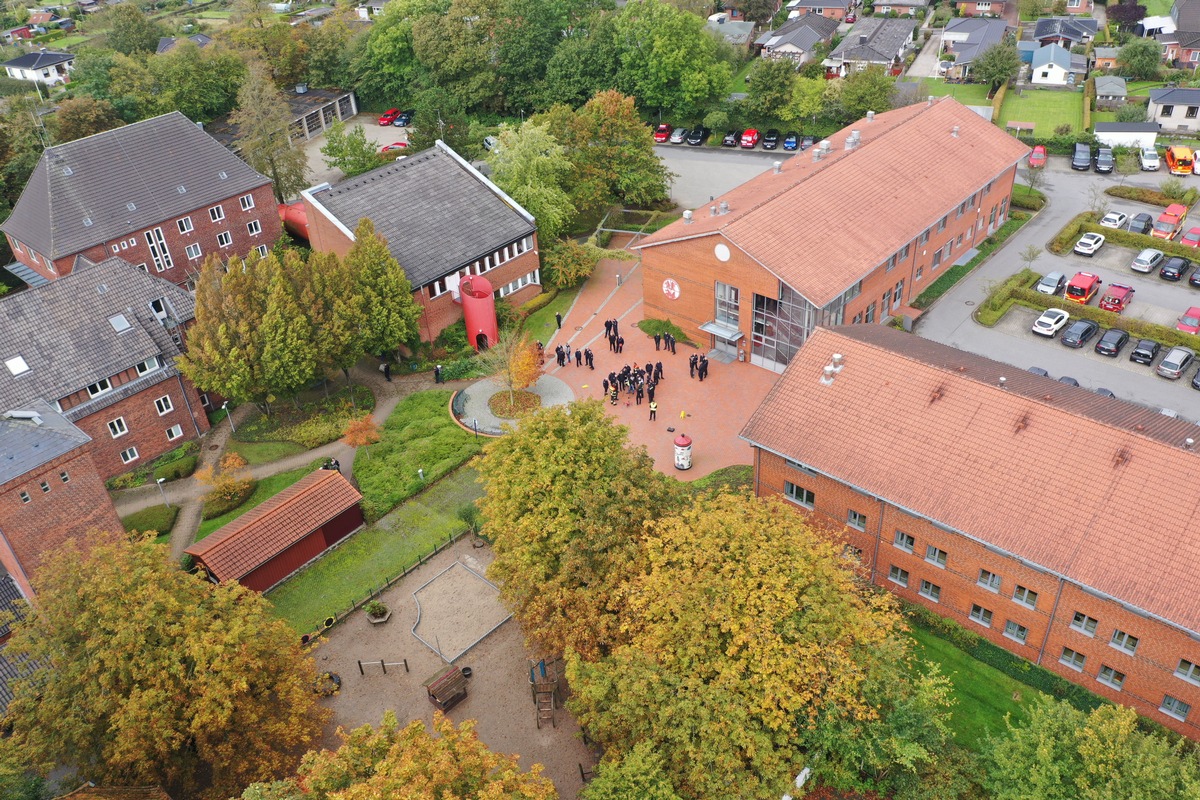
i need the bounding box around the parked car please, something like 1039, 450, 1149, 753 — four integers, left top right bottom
654, 123, 673, 143
1190, 269, 1200, 289
1058, 376, 1081, 386
1071, 143, 1092, 170
1028, 366, 1050, 377
1161, 256, 1193, 281
1032, 307, 1070, 337
1153, 203, 1188, 239
1094, 328, 1129, 357
1129, 212, 1154, 235
482, 135, 499, 152
393, 109, 415, 127
800, 135, 815, 150
1131, 247, 1165, 272
1035, 271, 1066, 295
1191, 367, 1200, 390
783, 131, 800, 151
686, 127, 710, 146
1099, 211, 1128, 229
1140, 147, 1161, 171
722, 130, 742, 147
762, 129, 780, 150
669, 127, 689, 144
378, 108, 401, 126
1074, 232, 1106, 256
1098, 283, 1134, 313
379, 142, 407, 153
1130, 338, 1161, 365
1060, 319, 1100, 348
1157, 346, 1196, 379
740, 129, 761, 148
1178, 306, 1200, 334
1182, 227, 1200, 248
1065, 271, 1103, 304
1094, 147, 1115, 173
1029, 145, 1047, 168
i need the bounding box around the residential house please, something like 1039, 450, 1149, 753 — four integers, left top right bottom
1139, 14, 1176, 36
634, 97, 1028, 372
0, 256, 211, 482
1033, 16, 1098, 47
1092, 45, 1119, 70
825, 18, 915, 77
301, 141, 541, 342
1150, 86, 1200, 131
204, 86, 358, 145
155, 33, 213, 54
955, 0, 1006, 17
741, 324, 1200, 740
940, 18, 1010, 80
356, 0, 385, 19
785, 0, 852, 20
755, 14, 840, 64
706, 13, 756, 46
1161, 30, 1200, 67
0, 26, 32, 43
1030, 44, 1082, 86
874, 0, 927, 15
1, 111, 280, 290
1095, 76, 1128, 109
1094, 122, 1158, 148
1, 49, 73, 84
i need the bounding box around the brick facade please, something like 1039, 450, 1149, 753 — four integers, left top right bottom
753, 448, 1200, 739
955, 0, 1006, 15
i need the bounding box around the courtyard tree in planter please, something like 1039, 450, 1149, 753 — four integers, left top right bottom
364, 600, 390, 624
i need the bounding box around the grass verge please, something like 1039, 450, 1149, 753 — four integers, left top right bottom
636, 317, 699, 347
681, 464, 753, 495
266, 467, 483, 633
194, 464, 318, 542
997, 89, 1085, 137
524, 283, 583, 343
910, 211, 1030, 310
122, 505, 179, 538
227, 439, 307, 465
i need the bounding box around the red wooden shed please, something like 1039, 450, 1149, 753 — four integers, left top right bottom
185, 469, 364, 592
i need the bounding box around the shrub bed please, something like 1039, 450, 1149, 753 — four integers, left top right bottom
975, 269, 1039, 326
1011, 287, 1200, 350
518, 286, 559, 317
1076, 219, 1200, 261
636, 318, 698, 346
910, 212, 1030, 310
1047, 212, 1095, 254
121, 505, 179, 537
201, 479, 256, 520
234, 386, 374, 449
1011, 184, 1046, 211
106, 441, 199, 490
153, 455, 197, 483
1104, 185, 1200, 208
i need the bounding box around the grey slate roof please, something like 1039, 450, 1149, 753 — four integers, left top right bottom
1150, 86, 1200, 105
755, 14, 840, 51
1095, 76, 1127, 96
1093, 46, 1119, 58
155, 33, 213, 54
1175, 0, 1200, 31
1033, 16, 1097, 42
305, 142, 536, 290
945, 18, 1009, 66
1032, 43, 1071, 70
0, 111, 270, 260
0, 399, 90, 484
830, 18, 914, 63
706, 19, 755, 45
1, 49, 72, 70
0, 257, 194, 414
792, 0, 849, 8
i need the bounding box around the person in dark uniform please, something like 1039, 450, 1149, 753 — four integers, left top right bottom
575, 349, 583, 367
654, 332, 662, 351
434, 364, 443, 383
555, 311, 563, 329
585, 348, 594, 369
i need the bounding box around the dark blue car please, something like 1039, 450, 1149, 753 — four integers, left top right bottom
782, 132, 799, 151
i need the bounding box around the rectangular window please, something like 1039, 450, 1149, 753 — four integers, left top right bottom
919, 579, 941, 602
166, 424, 183, 441
915, 266, 923, 281
1097, 665, 1125, 690
87, 378, 112, 398
239, 194, 255, 211
984, 180, 994, 194
1060, 647, 1087, 671
1110, 630, 1139, 655
899, 243, 910, 261
1004, 620, 1029, 644
209, 205, 225, 222
1177, 659, 1200, 685
177, 216, 193, 234
155, 395, 173, 415
18, 490, 29, 504
1187, 107, 1198, 119
938, 215, 947, 232
847, 510, 866, 530
783, 481, 814, 509
715, 281, 740, 326
885, 254, 897, 272
970, 604, 993, 627
247, 220, 262, 236
107, 417, 128, 438
978, 569, 1001, 592
185, 243, 202, 260
893, 530, 914, 552
925, 545, 947, 567
1072, 612, 1099, 636
932, 249, 943, 269
135, 357, 159, 375
217, 231, 232, 248
1161, 695, 1191, 721
784, 458, 818, 475
256, 244, 269, 257
144, 227, 174, 272
1013, 585, 1038, 609
59, 470, 69, 483
956, 201, 966, 218
112, 244, 119, 253
119, 446, 140, 464
864, 302, 876, 323
888, 565, 909, 587
919, 229, 930, 245
39, 480, 50, 494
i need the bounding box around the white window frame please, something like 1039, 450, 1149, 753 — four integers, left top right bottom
60, 470, 70, 483
166, 424, 183, 441
255, 244, 268, 257
239, 194, 255, 211
135, 357, 159, 375
925, 545, 947, 568
39, 480, 50, 494
217, 231, 232, 248
145, 227, 174, 272
209, 204, 225, 222
893, 530, 915, 553
783, 481, 814, 509
185, 243, 202, 260
847, 509, 866, 530
119, 446, 140, 464
155, 395, 173, 416
87, 378, 112, 398
247, 219, 262, 236
177, 216, 194, 234
18, 490, 30, 503
108, 417, 128, 438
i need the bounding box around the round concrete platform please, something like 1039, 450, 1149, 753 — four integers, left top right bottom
455, 374, 575, 435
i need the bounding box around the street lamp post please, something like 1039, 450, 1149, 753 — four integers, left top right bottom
222, 401, 236, 434
156, 477, 170, 509
472, 418, 479, 439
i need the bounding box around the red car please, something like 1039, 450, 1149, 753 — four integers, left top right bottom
1181, 227, 1200, 248
1178, 306, 1200, 334
378, 108, 401, 126
1098, 283, 1134, 314
740, 128, 760, 148
379, 142, 407, 152
653, 123, 672, 143
1028, 145, 1047, 168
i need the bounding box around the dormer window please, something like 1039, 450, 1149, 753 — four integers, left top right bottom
5, 355, 29, 375
135, 356, 160, 375
86, 378, 112, 398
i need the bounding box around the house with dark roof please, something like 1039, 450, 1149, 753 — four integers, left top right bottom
874, 0, 927, 15
1150, 86, 1200, 132
825, 18, 915, 77
0, 111, 280, 290
2, 48, 73, 84
755, 14, 840, 63
186, 469, 363, 592
203, 85, 359, 145
742, 324, 1200, 740
785, 0, 852, 21
1095, 76, 1128, 109
0, 257, 210, 480
1033, 15, 1098, 46
705, 13, 756, 46
301, 140, 541, 342
155, 33, 212, 54
634, 97, 1028, 372
1093, 45, 1119, 69
955, 0, 1007, 18
941, 18, 1011, 80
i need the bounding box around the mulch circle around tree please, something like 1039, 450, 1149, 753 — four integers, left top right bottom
487, 390, 541, 419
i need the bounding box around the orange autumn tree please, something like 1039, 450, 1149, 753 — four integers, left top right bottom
342, 414, 382, 459
479, 331, 542, 403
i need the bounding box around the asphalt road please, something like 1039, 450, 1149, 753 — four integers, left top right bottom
655, 143, 782, 210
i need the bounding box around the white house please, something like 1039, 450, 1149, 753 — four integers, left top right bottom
1093, 122, 1158, 148
1030, 44, 1074, 85
1, 49, 72, 84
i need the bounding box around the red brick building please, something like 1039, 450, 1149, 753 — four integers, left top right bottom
1, 111, 280, 291
0, 257, 210, 480
301, 141, 541, 342
635, 97, 1028, 373
954, 0, 1007, 16
742, 325, 1200, 739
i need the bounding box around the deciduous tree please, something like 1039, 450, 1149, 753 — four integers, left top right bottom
489, 122, 575, 241
4, 532, 328, 799
582, 742, 683, 800
343, 414, 382, 459
227, 20, 309, 87
540, 16, 621, 109
542, 238, 611, 288
832, 65, 895, 122
52, 96, 123, 143
148, 41, 247, 123
297, 249, 367, 384
412, 0, 498, 111
1119, 38, 1164, 81
478, 331, 542, 403
745, 58, 798, 118
787, 75, 829, 122
99, 3, 165, 55
1115, 102, 1149, 122
261, 254, 318, 402
351, 0, 437, 109
1107, 0, 1148, 26
231, 65, 311, 203
347, 218, 421, 357
972, 42, 1020, 89
321, 120, 384, 178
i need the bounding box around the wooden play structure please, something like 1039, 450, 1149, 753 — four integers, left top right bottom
529, 659, 559, 729
423, 664, 469, 711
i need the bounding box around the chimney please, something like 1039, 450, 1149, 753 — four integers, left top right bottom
710, 205, 718, 216
819, 139, 831, 153
998, 376, 1007, 389
682, 209, 693, 224
831, 353, 845, 371
719, 200, 730, 215
813, 149, 822, 162
927, 96, 934, 107
867, 110, 875, 122
773, 160, 782, 174
846, 130, 860, 150
951, 125, 960, 138
819, 365, 836, 386
1187, 437, 1195, 450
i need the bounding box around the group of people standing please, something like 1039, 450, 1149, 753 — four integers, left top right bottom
603, 318, 626, 354
553, 342, 594, 369
602, 361, 663, 420
688, 353, 710, 381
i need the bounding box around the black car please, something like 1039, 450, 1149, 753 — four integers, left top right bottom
1071, 143, 1092, 170
392, 109, 415, 127
1192, 367, 1200, 391
782, 131, 799, 151
1060, 319, 1100, 348
1094, 328, 1129, 357
1190, 269, 1200, 289
1161, 256, 1193, 281
762, 129, 781, 150
1058, 376, 1080, 386
800, 135, 816, 150
1094, 147, 1115, 174
1130, 338, 1161, 365
1129, 212, 1154, 235
722, 130, 741, 147
686, 127, 710, 146
1028, 366, 1050, 377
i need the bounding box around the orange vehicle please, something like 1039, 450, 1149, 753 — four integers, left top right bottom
1065, 272, 1103, 305
1153, 203, 1189, 239
1166, 145, 1194, 176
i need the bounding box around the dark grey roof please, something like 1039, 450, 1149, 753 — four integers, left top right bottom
0, 573, 27, 640
3, 259, 49, 287
1032, 16, 1098, 42
1094, 122, 1160, 132
755, 14, 840, 50
155, 33, 213, 54
792, 0, 849, 7
305, 142, 536, 289
830, 18, 915, 63
0, 399, 90, 484
0, 111, 270, 259
1095, 76, 1127, 96
1174, 29, 1200, 48
0, 257, 194, 413
1150, 86, 1200, 105
1093, 46, 1119, 58
0, 645, 25, 714
946, 18, 1010, 65
1, 49, 72, 70
1176, 0, 1200, 30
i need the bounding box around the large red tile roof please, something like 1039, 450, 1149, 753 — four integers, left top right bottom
636, 97, 1029, 307
742, 326, 1200, 634
185, 469, 362, 582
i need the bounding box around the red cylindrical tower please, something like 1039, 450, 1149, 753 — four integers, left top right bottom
461, 276, 498, 351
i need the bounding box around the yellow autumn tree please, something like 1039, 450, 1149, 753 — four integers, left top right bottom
478, 330, 542, 403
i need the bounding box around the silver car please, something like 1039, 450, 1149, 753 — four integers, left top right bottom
1157, 346, 1195, 379
1140, 148, 1160, 171
1131, 248, 1165, 273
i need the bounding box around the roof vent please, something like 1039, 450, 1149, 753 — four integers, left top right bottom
830, 353, 844, 371
998, 376, 1007, 389
813, 149, 823, 162
682, 209, 693, 224
126, 202, 136, 211
62, 166, 72, 176
927, 96, 934, 107
951, 125, 960, 138
819, 364, 836, 386
97, 283, 108, 294
1186, 437, 1195, 450
773, 160, 782, 174
867, 110, 875, 122
82, 216, 92, 227
819, 140, 831, 153
719, 201, 730, 215
710, 205, 718, 217
177, 185, 186, 194
859, 34, 868, 44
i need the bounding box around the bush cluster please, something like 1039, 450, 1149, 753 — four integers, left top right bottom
153, 455, 197, 483
105, 442, 199, 489
517, 286, 559, 317
1105, 184, 1200, 208
1011, 186, 1046, 211
1047, 212, 1095, 254
201, 478, 256, 520
975, 269, 1039, 325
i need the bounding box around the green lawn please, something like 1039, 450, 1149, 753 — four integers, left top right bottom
266, 467, 484, 633
122, 504, 178, 538
524, 283, 583, 344
194, 465, 317, 542
56, 35, 89, 47
1143, 0, 1172, 15
227, 439, 307, 466
907, 626, 1045, 748
1126, 80, 1170, 97
195, 10, 233, 17
921, 79, 993, 106
729, 60, 755, 94
998, 88, 1084, 136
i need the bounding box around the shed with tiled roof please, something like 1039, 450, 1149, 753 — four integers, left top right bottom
186, 469, 363, 592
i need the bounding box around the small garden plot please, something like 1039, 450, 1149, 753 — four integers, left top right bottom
411, 561, 511, 663
998, 89, 1085, 137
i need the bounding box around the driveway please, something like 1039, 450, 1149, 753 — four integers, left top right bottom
655, 144, 781, 210
908, 28, 944, 80
301, 113, 412, 187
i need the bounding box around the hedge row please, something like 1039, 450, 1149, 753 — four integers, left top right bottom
201, 479, 255, 520
153, 454, 197, 483
1104, 185, 1200, 208
1079, 220, 1200, 261
1047, 212, 1095, 254
991, 80, 1007, 122
1082, 77, 1094, 131
975, 269, 1039, 325
1011, 185, 1046, 211
517, 285, 559, 317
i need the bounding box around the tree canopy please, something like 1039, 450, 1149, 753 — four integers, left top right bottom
321, 120, 386, 178
1119, 38, 1164, 81
972, 43, 1021, 89
347, 218, 422, 356
488, 121, 576, 242
230, 65, 310, 203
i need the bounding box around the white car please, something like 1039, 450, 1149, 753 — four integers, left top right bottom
1032, 307, 1071, 337
1099, 211, 1128, 229
1131, 247, 1165, 273
1074, 232, 1106, 256
1140, 148, 1160, 171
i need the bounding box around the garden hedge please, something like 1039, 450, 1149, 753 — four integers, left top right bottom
1011, 185, 1046, 211
1105, 185, 1200, 208
1012, 288, 1200, 350
153, 454, 197, 483
201, 480, 256, 520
